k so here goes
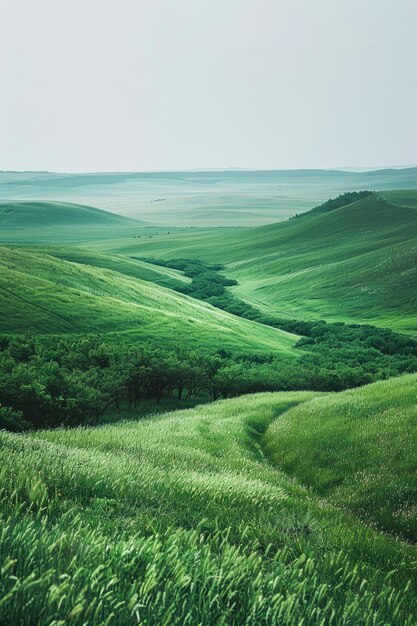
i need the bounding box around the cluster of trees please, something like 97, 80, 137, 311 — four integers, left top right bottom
291, 190, 374, 219
0, 335, 224, 430
1, 325, 417, 431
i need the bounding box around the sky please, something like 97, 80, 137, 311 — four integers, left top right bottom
1, 0, 417, 172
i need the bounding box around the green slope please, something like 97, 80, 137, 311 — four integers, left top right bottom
229, 193, 417, 332
27, 245, 191, 291
0, 246, 297, 354
1, 390, 416, 624
0, 200, 144, 227
97, 192, 417, 332
383, 190, 417, 209
264, 373, 417, 542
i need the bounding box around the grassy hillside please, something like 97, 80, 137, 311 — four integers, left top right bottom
0, 200, 143, 228
1, 189, 416, 332
383, 190, 417, 209
98, 192, 417, 332
28, 246, 191, 291
1, 391, 417, 624
264, 373, 417, 542
229, 193, 417, 332
0, 246, 297, 354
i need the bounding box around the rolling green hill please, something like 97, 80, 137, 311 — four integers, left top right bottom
98, 192, 417, 332
1, 191, 416, 332
26, 246, 191, 291
264, 372, 417, 542
1, 388, 417, 624
0, 246, 297, 354
0, 200, 144, 228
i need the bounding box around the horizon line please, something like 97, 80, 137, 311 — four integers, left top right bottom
2, 164, 417, 175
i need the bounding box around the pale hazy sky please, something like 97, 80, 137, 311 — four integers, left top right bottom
1, 0, 416, 172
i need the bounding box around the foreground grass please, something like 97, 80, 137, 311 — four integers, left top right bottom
264, 373, 417, 542
1, 390, 417, 624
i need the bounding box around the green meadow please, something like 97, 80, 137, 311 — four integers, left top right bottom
3, 190, 417, 332
1, 176, 417, 623
1, 388, 417, 624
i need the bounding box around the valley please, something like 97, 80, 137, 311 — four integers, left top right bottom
1, 174, 417, 624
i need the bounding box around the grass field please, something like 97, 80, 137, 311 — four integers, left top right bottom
1, 387, 417, 624
383, 189, 417, 209
23, 246, 191, 291
0, 246, 297, 354
264, 373, 417, 543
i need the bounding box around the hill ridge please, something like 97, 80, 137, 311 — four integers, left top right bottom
0, 200, 146, 228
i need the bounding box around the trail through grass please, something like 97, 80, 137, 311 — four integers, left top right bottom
1, 390, 417, 624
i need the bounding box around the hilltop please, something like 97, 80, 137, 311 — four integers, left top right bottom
0, 200, 144, 228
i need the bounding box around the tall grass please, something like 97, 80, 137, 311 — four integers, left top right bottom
264, 373, 417, 541
1, 391, 417, 624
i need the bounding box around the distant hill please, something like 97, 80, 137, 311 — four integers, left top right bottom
229, 192, 417, 333
1, 190, 416, 333
2, 168, 417, 226
0, 201, 143, 228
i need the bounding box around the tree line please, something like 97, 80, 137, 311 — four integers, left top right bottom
291, 190, 374, 219
1, 325, 417, 431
